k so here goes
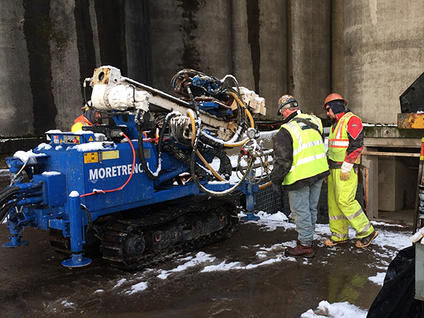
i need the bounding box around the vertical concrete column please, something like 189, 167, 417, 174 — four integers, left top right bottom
149, 0, 232, 93
288, 0, 331, 115
88, 0, 101, 67
344, 0, 424, 124
149, 0, 184, 92
331, 0, 344, 95
49, 0, 84, 130
258, 0, 288, 120
231, 0, 254, 91
0, 0, 33, 136
125, 0, 152, 84
194, 0, 232, 78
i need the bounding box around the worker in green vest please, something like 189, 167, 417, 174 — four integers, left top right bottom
323, 93, 378, 248
271, 95, 329, 257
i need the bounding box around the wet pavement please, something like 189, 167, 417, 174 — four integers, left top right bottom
0, 215, 412, 318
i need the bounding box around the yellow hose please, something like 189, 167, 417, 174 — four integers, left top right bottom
187, 110, 225, 181
258, 181, 272, 190
186, 91, 256, 179
228, 92, 255, 128
222, 92, 255, 147
187, 109, 196, 147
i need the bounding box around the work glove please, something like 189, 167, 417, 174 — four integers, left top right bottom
272, 183, 282, 196
340, 161, 353, 181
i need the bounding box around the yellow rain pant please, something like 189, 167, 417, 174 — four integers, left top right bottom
328, 168, 374, 241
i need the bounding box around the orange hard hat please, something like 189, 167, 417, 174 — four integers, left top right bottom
323, 93, 347, 109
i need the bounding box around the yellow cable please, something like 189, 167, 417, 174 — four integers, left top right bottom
187, 110, 225, 181
195, 149, 225, 181
228, 91, 255, 128
187, 109, 196, 146
258, 181, 272, 190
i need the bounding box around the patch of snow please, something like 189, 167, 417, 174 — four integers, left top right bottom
368, 272, 386, 286
301, 300, 367, 318
371, 221, 405, 228
71, 142, 112, 152
36, 143, 52, 150
55, 145, 63, 150
246, 211, 294, 231
13, 150, 45, 164
113, 278, 127, 289
201, 261, 242, 272
94, 289, 104, 294
157, 251, 215, 280
46, 129, 62, 134
73, 130, 95, 135
126, 282, 148, 295
60, 300, 75, 309
42, 171, 61, 176
69, 191, 79, 197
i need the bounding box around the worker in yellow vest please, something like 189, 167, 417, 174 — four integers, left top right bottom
271, 95, 329, 257
323, 93, 378, 248
71, 106, 102, 132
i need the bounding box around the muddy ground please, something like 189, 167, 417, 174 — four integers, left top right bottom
0, 215, 411, 318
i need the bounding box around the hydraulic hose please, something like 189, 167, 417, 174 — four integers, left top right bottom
197, 91, 255, 149
137, 124, 159, 180
187, 109, 255, 196
0, 186, 20, 208
189, 149, 253, 197
187, 109, 225, 181
137, 111, 180, 180
0, 200, 17, 224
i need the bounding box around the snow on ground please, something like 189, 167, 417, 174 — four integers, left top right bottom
117, 212, 411, 295
252, 211, 412, 287
301, 300, 367, 318
368, 272, 386, 286
116, 212, 411, 298
64, 210, 409, 318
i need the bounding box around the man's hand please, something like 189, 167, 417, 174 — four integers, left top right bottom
272, 183, 282, 196
340, 171, 350, 181
340, 161, 353, 181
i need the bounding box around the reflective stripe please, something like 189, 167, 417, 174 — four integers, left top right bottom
293, 139, 324, 156
346, 208, 363, 221
357, 222, 372, 236
329, 214, 347, 221
335, 113, 354, 139
289, 153, 327, 171
329, 140, 349, 147
332, 232, 348, 239
286, 122, 302, 145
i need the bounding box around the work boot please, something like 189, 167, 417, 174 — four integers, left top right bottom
355, 230, 378, 248
285, 243, 315, 258
323, 238, 348, 247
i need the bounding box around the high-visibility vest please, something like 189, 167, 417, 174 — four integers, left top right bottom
328, 112, 361, 164
280, 113, 329, 185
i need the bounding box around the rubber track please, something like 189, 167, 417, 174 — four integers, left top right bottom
49, 198, 239, 270
101, 199, 238, 270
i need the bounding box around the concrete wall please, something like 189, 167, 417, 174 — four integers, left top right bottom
258, 0, 288, 120
9, 0, 422, 144
49, 0, 82, 131
331, 0, 344, 95
289, 0, 331, 117
343, 0, 424, 124
0, 0, 33, 136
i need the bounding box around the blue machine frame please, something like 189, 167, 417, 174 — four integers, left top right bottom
3, 128, 258, 267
